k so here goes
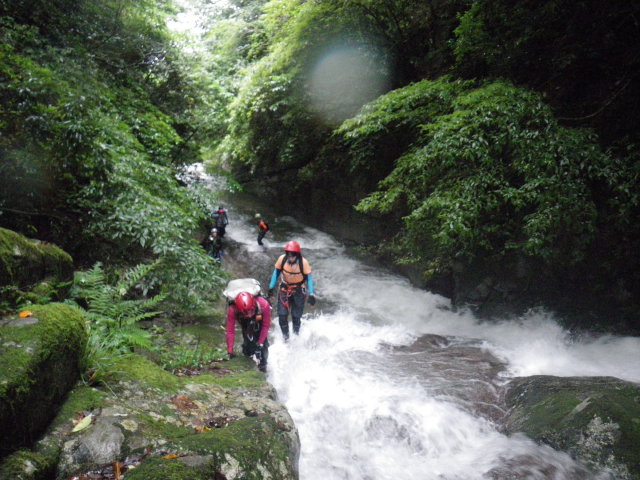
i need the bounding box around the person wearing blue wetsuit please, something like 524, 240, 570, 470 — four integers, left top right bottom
267, 240, 316, 340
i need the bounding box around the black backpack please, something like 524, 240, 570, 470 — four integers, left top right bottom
215, 210, 226, 228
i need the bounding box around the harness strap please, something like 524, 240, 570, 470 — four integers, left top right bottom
277, 255, 308, 284
278, 283, 306, 312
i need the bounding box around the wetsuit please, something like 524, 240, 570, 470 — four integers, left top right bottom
268, 253, 314, 339
257, 219, 269, 245
226, 296, 271, 371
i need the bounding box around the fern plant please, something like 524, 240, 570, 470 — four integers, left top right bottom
71, 261, 166, 382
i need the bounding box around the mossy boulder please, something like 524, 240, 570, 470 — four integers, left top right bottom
503, 375, 640, 479
0, 303, 87, 457
0, 228, 74, 307
0, 449, 56, 480
32, 349, 299, 479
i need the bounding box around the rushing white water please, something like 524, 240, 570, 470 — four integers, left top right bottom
200, 170, 639, 480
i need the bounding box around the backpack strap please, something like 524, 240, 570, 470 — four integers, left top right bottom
277, 255, 286, 271
277, 255, 309, 285
255, 298, 263, 321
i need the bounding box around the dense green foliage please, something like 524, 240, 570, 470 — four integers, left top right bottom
452, 0, 640, 144
68, 260, 174, 383
71, 263, 160, 350
217, 0, 468, 175
0, 0, 225, 311
355, 80, 605, 268
0, 227, 74, 312
1, 0, 639, 325
203, 0, 639, 326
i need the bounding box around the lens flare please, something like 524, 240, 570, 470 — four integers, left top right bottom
307, 44, 391, 125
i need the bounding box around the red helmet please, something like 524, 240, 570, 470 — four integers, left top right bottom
284, 240, 301, 253
235, 292, 256, 317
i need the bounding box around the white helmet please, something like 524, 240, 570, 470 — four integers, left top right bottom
255, 213, 261, 219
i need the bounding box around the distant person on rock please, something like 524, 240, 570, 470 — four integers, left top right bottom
204, 227, 223, 262
268, 241, 316, 340
255, 213, 270, 246
226, 291, 271, 372
211, 205, 229, 238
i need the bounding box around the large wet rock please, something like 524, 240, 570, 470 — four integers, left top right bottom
27, 326, 300, 480
0, 228, 74, 305
34, 355, 299, 479
503, 375, 640, 479
0, 310, 300, 480
0, 303, 87, 457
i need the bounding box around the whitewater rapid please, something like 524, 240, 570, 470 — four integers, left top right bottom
195, 166, 639, 479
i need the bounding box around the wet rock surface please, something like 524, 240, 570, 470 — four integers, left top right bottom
502, 375, 640, 479
1, 315, 300, 480
0, 304, 86, 457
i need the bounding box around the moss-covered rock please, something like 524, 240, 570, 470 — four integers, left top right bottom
0, 303, 86, 457
123, 455, 220, 480
503, 375, 640, 479
30, 321, 299, 480
152, 415, 298, 480
0, 449, 56, 480
0, 228, 74, 309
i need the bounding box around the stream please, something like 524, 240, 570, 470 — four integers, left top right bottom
194, 168, 640, 480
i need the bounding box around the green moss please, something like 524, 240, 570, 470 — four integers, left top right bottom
0, 449, 56, 480
0, 228, 38, 285
198, 369, 267, 389
44, 385, 106, 432
163, 416, 291, 474
33, 385, 107, 460
128, 411, 195, 445
111, 354, 183, 392
571, 387, 640, 477
0, 228, 73, 291
174, 324, 225, 345
124, 456, 219, 480
0, 303, 87, 397
37, 242, 73, 280
523, 392, 581, 441
24, 283, 53, 302
506, 376, 640, 478
0, 331, 35, 397
117, 409, 293, 478
0, 303, 87, 455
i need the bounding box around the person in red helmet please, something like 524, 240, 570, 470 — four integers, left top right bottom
267, 240, 316, 340
226, 291, 271, 372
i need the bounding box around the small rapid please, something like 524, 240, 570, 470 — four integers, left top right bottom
192, 167, 639, 479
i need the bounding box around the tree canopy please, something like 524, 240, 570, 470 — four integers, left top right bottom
1, 0, 225, 311
208, 0, 640, 327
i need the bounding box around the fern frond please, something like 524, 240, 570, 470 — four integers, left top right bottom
116, 260, 160, 296
73, 261, 165, 365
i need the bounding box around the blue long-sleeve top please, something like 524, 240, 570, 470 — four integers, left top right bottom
269, 256, 314, 295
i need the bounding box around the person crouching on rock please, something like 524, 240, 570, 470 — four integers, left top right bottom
226, 291, 271, 372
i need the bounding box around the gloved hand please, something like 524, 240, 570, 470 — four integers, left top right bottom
227, 352, 235, 360
308, 294, 316, 306
254, 348, 262, 361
